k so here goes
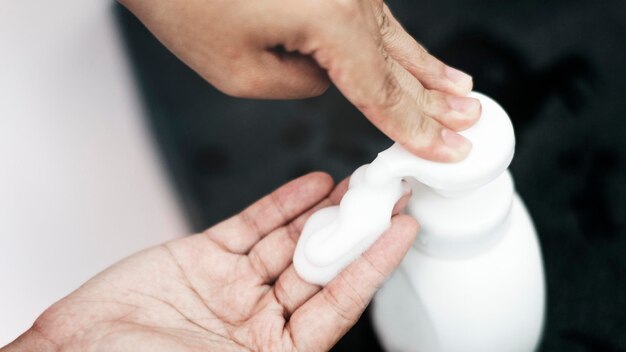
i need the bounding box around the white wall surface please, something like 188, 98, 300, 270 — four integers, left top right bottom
0, 1, 189, 345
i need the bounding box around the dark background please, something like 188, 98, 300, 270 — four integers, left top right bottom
114, 0, 626, 350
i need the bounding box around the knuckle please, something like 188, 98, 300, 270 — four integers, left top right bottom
377, 37, 388, 59
286, 221, 302, 243
273, 279, 292, 313
424, 90, 448, 115
338, 269, 368, 306
240, 210, 262, 237
379, 12, 395, 39
376, 69, 403, 112
361, 251, 386, 282
416, 88, 435, 110
411, 114, 434, 140
322, 283, 357, 323
401, 112, 435, 150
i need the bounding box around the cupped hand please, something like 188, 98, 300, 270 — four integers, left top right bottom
4, 173, 417, 352
119, 0, 481, 162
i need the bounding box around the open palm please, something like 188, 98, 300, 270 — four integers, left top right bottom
9, 173, 417, 352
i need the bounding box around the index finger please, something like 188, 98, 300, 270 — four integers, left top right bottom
205, 172, 334, 254
307, 2, 472, 162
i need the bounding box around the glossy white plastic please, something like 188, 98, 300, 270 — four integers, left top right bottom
372, 192, 545, 352
369, 93, 545, 351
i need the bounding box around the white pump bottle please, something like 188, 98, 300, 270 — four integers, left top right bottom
370, 93, 545, 352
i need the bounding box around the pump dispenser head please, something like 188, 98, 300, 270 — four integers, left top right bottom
365, 92, 515, 195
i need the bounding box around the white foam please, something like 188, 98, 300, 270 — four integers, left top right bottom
293, 163, 406, 285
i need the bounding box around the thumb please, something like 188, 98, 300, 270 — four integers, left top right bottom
288, 214, 418, 351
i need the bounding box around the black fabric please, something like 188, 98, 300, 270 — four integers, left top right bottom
115, 1, 626, 350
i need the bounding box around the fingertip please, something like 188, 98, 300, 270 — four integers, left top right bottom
390, 186, 412, 216
306, 170, 333, 183
390, 214, 419, 240
304, 171, 335, 194
283, 172, 335, 206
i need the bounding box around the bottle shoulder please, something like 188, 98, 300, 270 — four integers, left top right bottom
407, 171, 517, 258
375, 196, 545, 352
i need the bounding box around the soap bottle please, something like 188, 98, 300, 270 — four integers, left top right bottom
370, 93, 545, 352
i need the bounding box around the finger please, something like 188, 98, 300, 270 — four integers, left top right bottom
308, 6, 472, 162
248, 176, 351, 284
391, 181, 412, 215
379, 4, 473, 96
273, 265, 321, 317
273, 184, 410, 316
288, 214, 418, 351
224, 50, 330, 99
390, 56, 481, 132
270, 177, 351, 312
205, 172, 333, 254
247, 198, 332, 284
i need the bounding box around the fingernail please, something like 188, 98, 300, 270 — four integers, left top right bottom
445, 66, 472, 86
447, 95, 481, 113
401, 180, 412, 195
441, 128, 472, 160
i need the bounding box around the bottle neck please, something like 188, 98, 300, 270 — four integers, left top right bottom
406, 171, 515, 259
